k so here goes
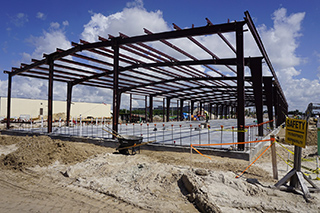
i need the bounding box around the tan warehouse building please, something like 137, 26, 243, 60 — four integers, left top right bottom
0, 97, 111, 120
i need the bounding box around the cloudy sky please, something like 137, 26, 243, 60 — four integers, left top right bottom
1, 0, 320, 112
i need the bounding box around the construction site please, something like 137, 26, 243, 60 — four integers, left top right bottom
1, 10, 320, 212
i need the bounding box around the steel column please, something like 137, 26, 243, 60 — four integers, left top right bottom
250, 58, 263, 136
273, 87, 279, 127
130, 93, 132, 123
149, 95, 153, 123
176, 99, 179, 121
191, 100, 195, 119
112, 39, 120, 136
163, 98, 165, 122
48, 58, 54, 133
209, 103, 213, 120
66, 82, 73, 126
6, 73, 12, 129
236, 24, 245, 149
145, 96, 148, 122
166, 97, 171, 122
180, 99, 184, 121
214, 104, 218, 119
263, 77, 274, 129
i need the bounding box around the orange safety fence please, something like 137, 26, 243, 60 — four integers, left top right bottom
190, 138, 275, 178
235, 138, 275, 178
244, 119, 274, 129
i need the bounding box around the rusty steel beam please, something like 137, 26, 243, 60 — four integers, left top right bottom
47, 58, 54, 133
66, 82, 73, 126
205, 18, 236, 53
236, 23, 245, 149
173, 23, 237, 75
6, 73, 12, 129
112, 39, 120, 137
244, 11, 287, 105
116, 22, 246, 46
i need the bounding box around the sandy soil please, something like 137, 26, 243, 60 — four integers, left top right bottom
0, 134, 319, 212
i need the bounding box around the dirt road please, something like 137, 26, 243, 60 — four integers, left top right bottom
0, 134, 319, 212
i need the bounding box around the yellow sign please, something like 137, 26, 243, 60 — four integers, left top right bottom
285, 117, 307, 148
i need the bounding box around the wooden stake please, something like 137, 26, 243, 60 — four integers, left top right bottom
270, 134, 278, 180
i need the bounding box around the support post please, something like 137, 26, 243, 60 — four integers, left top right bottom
209, 103, 212, 120
112, 38, 120, 137
47, 57, 54, 133
236, 23, 245, 149
6, 73, 12, 129
180, 99, 184, 121
149, 95, 153, 123
176, 99, 179, 121
274, 87, 280, 127
270, 135, 278, 180
66, 82, 73, 126
214, 104, 218, 119
130, 93, 132, 123
145, 95, 148, 122
250, 58, 264, 136
264, 77, 274, 129
163, 98, 165, 122
191, 100, 195, 118
166, 97, 171, 122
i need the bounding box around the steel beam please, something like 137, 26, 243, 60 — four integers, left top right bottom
47, 58, 54, 133
120, 22, 246, 45
145, 96, 148, 122
166, 97, 171, 122
245, 11, 287, 106
191, 100, 195, 119
263, 77, 274, 129
112, 39, 120, 136
149, 95, 153, 123
273, 86, 279, 127
250, 58, 263, 136
163, 98, 165, 122
6, 73, 12, 129
180, 99, 184, 121
66, 82, 73, 126
130, 93, 132, 123
236, 23, 245, 149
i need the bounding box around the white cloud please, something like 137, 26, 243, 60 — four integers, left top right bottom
25, 28, 71, 60
258, 8, 320, 111
81, 3, 169, 42
11, 13, 29, 27
4, 5, 319, 112
260, 8, 305, 70
36, 12, 46, 20
50, 22, 60, 29
62, 20, 69, 26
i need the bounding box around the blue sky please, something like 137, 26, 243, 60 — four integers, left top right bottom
1, 0, 320, 111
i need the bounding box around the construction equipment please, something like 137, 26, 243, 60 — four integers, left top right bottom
102, 126, 154, 155
305, 103, 320, 119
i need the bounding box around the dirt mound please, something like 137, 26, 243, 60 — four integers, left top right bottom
0, 135, 109, 170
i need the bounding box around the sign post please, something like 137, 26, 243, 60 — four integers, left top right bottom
275, 117, 319, 200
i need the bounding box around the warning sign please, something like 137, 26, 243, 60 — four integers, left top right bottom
285, 117, 307, 148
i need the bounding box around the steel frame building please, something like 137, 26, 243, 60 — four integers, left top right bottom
4, 11, 288, 150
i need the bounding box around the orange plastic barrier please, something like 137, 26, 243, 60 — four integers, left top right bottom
235, 138, 275, 178
190, 138, 274, 178
244, 119, 274, 128
191, 139, 272, 147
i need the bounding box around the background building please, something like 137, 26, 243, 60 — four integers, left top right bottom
0, 97, 111, 120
